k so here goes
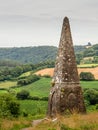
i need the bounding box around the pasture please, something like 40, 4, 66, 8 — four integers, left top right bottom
0, 77, 98, 96
20, 100, 48, 118
0, 81, 17, 89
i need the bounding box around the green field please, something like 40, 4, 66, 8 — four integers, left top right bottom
19, 71, 33, 78
0, 78, 98, 96
0, 81, 17, 89
20, 100, 47, 117
80, 81, 98, 89
14, 77, 51, 97
77, 64, 98, 68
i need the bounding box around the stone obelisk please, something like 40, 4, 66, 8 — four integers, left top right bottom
47, 17, 86, 118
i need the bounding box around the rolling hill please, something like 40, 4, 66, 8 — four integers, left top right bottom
0, 44, 98, 64
0, 46, 57, 64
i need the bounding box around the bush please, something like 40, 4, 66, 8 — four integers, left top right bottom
96, 104, 98, 110
29, 96, 40, 100
17, 74, 40, 86
84, 89, 98, 105
0, 94, 20, 117
16, 90, 30, 100
80, 72, 95, 81
41, 97, 48, 101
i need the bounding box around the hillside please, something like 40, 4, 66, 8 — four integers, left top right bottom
0, 44, 98, 64
0, 46, 57, 64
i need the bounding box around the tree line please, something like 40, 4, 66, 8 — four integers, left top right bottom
0, 61, 55, 81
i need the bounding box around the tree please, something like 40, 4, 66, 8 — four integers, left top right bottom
76, 53, 83, 64
0, 94, 20, 117
80, 72, 95, 81
84, 89, 98, 105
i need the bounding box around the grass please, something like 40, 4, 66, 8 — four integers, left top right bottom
80, 80, 98, 89
19, 100, 48, 117
14, 78, 98, 97
19, 71, 33, 78
0, 77, 98, 96
30, 112, 98, 130
14, 77, 51, 97
0, 78, 98, 130
0, 112, 98, 130
77, 64, 98, 68
0, 118, 31, 130
0, 81, 17, 89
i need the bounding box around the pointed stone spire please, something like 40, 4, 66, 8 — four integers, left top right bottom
47, 17, 86, 118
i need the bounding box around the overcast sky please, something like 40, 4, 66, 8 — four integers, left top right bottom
0, 0, 98, 47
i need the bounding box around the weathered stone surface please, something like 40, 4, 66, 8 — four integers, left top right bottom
47, 17, 86, 118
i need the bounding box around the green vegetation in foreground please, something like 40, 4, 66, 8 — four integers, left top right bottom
20, 100, 48, 118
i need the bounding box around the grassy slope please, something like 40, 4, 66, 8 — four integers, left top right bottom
14, 78, 98, 97
14, 77, 51, 97
0, 78, 98, 96
20, 100, 48, 117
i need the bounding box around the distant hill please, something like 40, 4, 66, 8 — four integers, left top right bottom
0, 44, 98, 64
0, 46, 57, 64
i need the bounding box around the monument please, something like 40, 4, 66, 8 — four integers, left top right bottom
47, 17, 86, 117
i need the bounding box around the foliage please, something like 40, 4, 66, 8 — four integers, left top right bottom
0, 119, 31, 130
16, 90, 30, 100
17, 75, 40, 86
14, 77, 51, 97
76, 53, 83, 64
19, 100, 47, 116
80, 72, 95, 81
83, 48, 95, 57
84, 88, 98, 105
1, 44, 98, 67
60, 124, 76, 130
74, 45, 86, 53
0, 94, 20, 117
0, 61, 55, 82
0, 46, 57, 64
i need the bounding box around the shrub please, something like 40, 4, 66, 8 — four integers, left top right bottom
80, 72, 95, 81
96, 104, 98, 110
0, 94, 20, 117
17, 74, 40, 86
41, 97, 48, 101
29, 96, 40, 100
16, 90, 30, 100
84, 89, 98, 105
